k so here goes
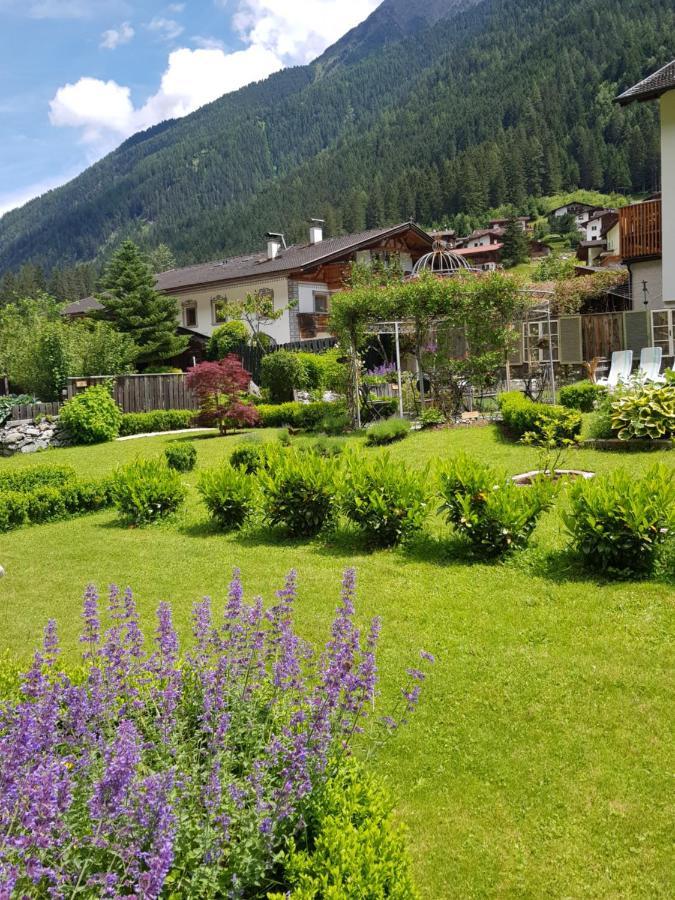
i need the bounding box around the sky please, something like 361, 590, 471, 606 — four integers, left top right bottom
0, 0, 381, 217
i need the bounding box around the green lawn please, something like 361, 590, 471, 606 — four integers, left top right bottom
0, 426, 673, 898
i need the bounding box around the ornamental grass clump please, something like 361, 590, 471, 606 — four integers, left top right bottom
0, 570, 431, 898
563, 464, 675, 577
112, 458, 186, 525
438, 452, 555, 557
341, 452, 430, 547
260, 448, 337, 537
365, 417, 411, 446
198, 464, 256, 530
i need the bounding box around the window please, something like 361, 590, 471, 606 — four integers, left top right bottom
183, 304, 197, 328
523, 320, 559, 364
256, 287, 274, 303
313, 291, 330, 314
652, 309, 674, 357
211, 296, 228, 324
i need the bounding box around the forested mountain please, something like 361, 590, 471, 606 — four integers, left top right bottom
0, 0, 672, 276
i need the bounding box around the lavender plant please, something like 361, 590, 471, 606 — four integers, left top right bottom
0, 570, 431, 898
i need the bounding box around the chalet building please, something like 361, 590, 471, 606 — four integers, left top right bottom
455, 228, 504, 249
551, 202, 601, 229
488, 216, 532, 233
576, 211, 620, 269
452, 243, 503, 270
63, 222, 434, 347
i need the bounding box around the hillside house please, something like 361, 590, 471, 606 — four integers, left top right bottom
576, 211, 620, 269
551, 202, 600, 229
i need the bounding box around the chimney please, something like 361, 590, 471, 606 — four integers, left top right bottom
309, 218, 324, 245
266, 232, 284, 260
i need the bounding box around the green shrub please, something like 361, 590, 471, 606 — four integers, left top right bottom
587, 391, 615, 440
0, 492, 29, 532
61, 478, 114, 513
420, 408, 446, 428
305, 436, 346, 458
256, 401, 344, 431
197, 464, 256, 530
59, 385, 122, 444
260, 449, 336, 537
230, 440, 266, 473
206, 321, 249, 360
112, 458, 187, 525
269, 759, 418, 900
24, 486, 68, 524
118, 409, 195, 436
260, 351, 305, 402
559, 381, 605, 412
498, 391, 582, 443
610, 383, 675, 440
341, 453, 429, 547
563, 465, 675, 576
294, 351, 325, 392
365, 417, 411, 446
0, 463, 75, 494
438, 453, 555, 556
164, 441, 197, 472
320, 407, 351, 435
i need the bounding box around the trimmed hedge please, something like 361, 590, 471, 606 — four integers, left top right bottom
256, 401, 346, 431
498, 391, 582, 442
0, 473, 113, 532
118, 409, 195, 436
0, 463, 76, 494
559, 381, 605, 412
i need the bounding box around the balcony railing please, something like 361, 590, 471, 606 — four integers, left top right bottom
619, 199, 662, 260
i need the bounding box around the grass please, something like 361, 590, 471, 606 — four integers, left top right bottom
0, 425, 673, 897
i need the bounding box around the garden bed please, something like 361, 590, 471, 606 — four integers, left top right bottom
581, 438, 673, 452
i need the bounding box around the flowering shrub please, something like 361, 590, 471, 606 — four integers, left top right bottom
0, 570, 431, 897
187, 355, 260, 435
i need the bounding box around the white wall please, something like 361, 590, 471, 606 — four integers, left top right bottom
174, 276, 292, 344
630, 259, 663, 311
661, 90, 675, 303
297, 282, 330, 313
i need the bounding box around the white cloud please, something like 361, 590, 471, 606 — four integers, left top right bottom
47, 1, 379, 160
167, 2, 185, 11
100, 21, 134, 50
192, 35, 226, 51
147, 16, 184, 42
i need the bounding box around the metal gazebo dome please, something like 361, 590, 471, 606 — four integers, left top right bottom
411, 240, 475, 277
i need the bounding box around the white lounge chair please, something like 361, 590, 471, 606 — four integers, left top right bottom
637, 346, 666, 383
597, 350, 633, 388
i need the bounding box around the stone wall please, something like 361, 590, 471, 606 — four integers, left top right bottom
0, 418, 69, 456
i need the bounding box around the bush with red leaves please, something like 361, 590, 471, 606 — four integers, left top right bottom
187, 355, 260, 434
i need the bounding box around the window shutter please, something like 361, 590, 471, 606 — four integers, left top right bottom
623, 311, 651, 354
558, 316, 583, 363
507, 324, 523, 365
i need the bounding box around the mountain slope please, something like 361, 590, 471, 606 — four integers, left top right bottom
0, 0, 673, 275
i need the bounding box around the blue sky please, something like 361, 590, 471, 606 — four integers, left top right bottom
0, 0, 380, 216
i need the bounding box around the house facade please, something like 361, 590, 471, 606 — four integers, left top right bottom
154, 222, 433, 346
616, 59, 675, 360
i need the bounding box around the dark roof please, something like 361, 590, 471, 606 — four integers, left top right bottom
155, 222, 432, 292
60, 295, 103, 316
617, 60, 675, 105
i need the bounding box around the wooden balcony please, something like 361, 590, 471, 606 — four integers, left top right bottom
619, 199, 662, 260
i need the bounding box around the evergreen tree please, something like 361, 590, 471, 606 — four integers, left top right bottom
147, 244, 177, 273
501, 217, 530, 268
97, 241, 188, 368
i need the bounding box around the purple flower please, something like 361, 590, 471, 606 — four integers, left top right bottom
420, 649, 435, 663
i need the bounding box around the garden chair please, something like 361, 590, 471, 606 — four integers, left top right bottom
597, 350, 633, 389
637, 346, 666, 383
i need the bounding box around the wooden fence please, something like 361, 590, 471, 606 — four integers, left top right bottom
67, 374, 197, 413
8, 401, 61, 422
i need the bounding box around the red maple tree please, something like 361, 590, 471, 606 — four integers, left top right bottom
187, 355, 260, 434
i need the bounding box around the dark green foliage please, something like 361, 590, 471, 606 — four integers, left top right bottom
563, 465, 675, 576
164, 441, 197, 472
197, 464, 256, 531
260, 449, 336, 537
0, 463, 76, 494
362, 399, 399, 423
587, 390, 615, 439
0, 395, 33, 427
24, 486, 68, 524
59, 385, 122, 444
0, 1, 669, 274
365, 418, 411, 446
340, 452, 429, 547
230, 441, 266, 473
420, 408, 446, 428
319, 408, 351, 435
559, 381, 605, 412
438, 452, 555, 556
96, 241, 188, 368
60, 478, 114, 513
118, 409, 195, 436
207, 322, 249, 360
112, 458, 187, 525
498, 391, 582, 443
501, 217, 530, 268
305, 436, 346, 458
269, 759, 419, 900
260, 351, 305, 402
